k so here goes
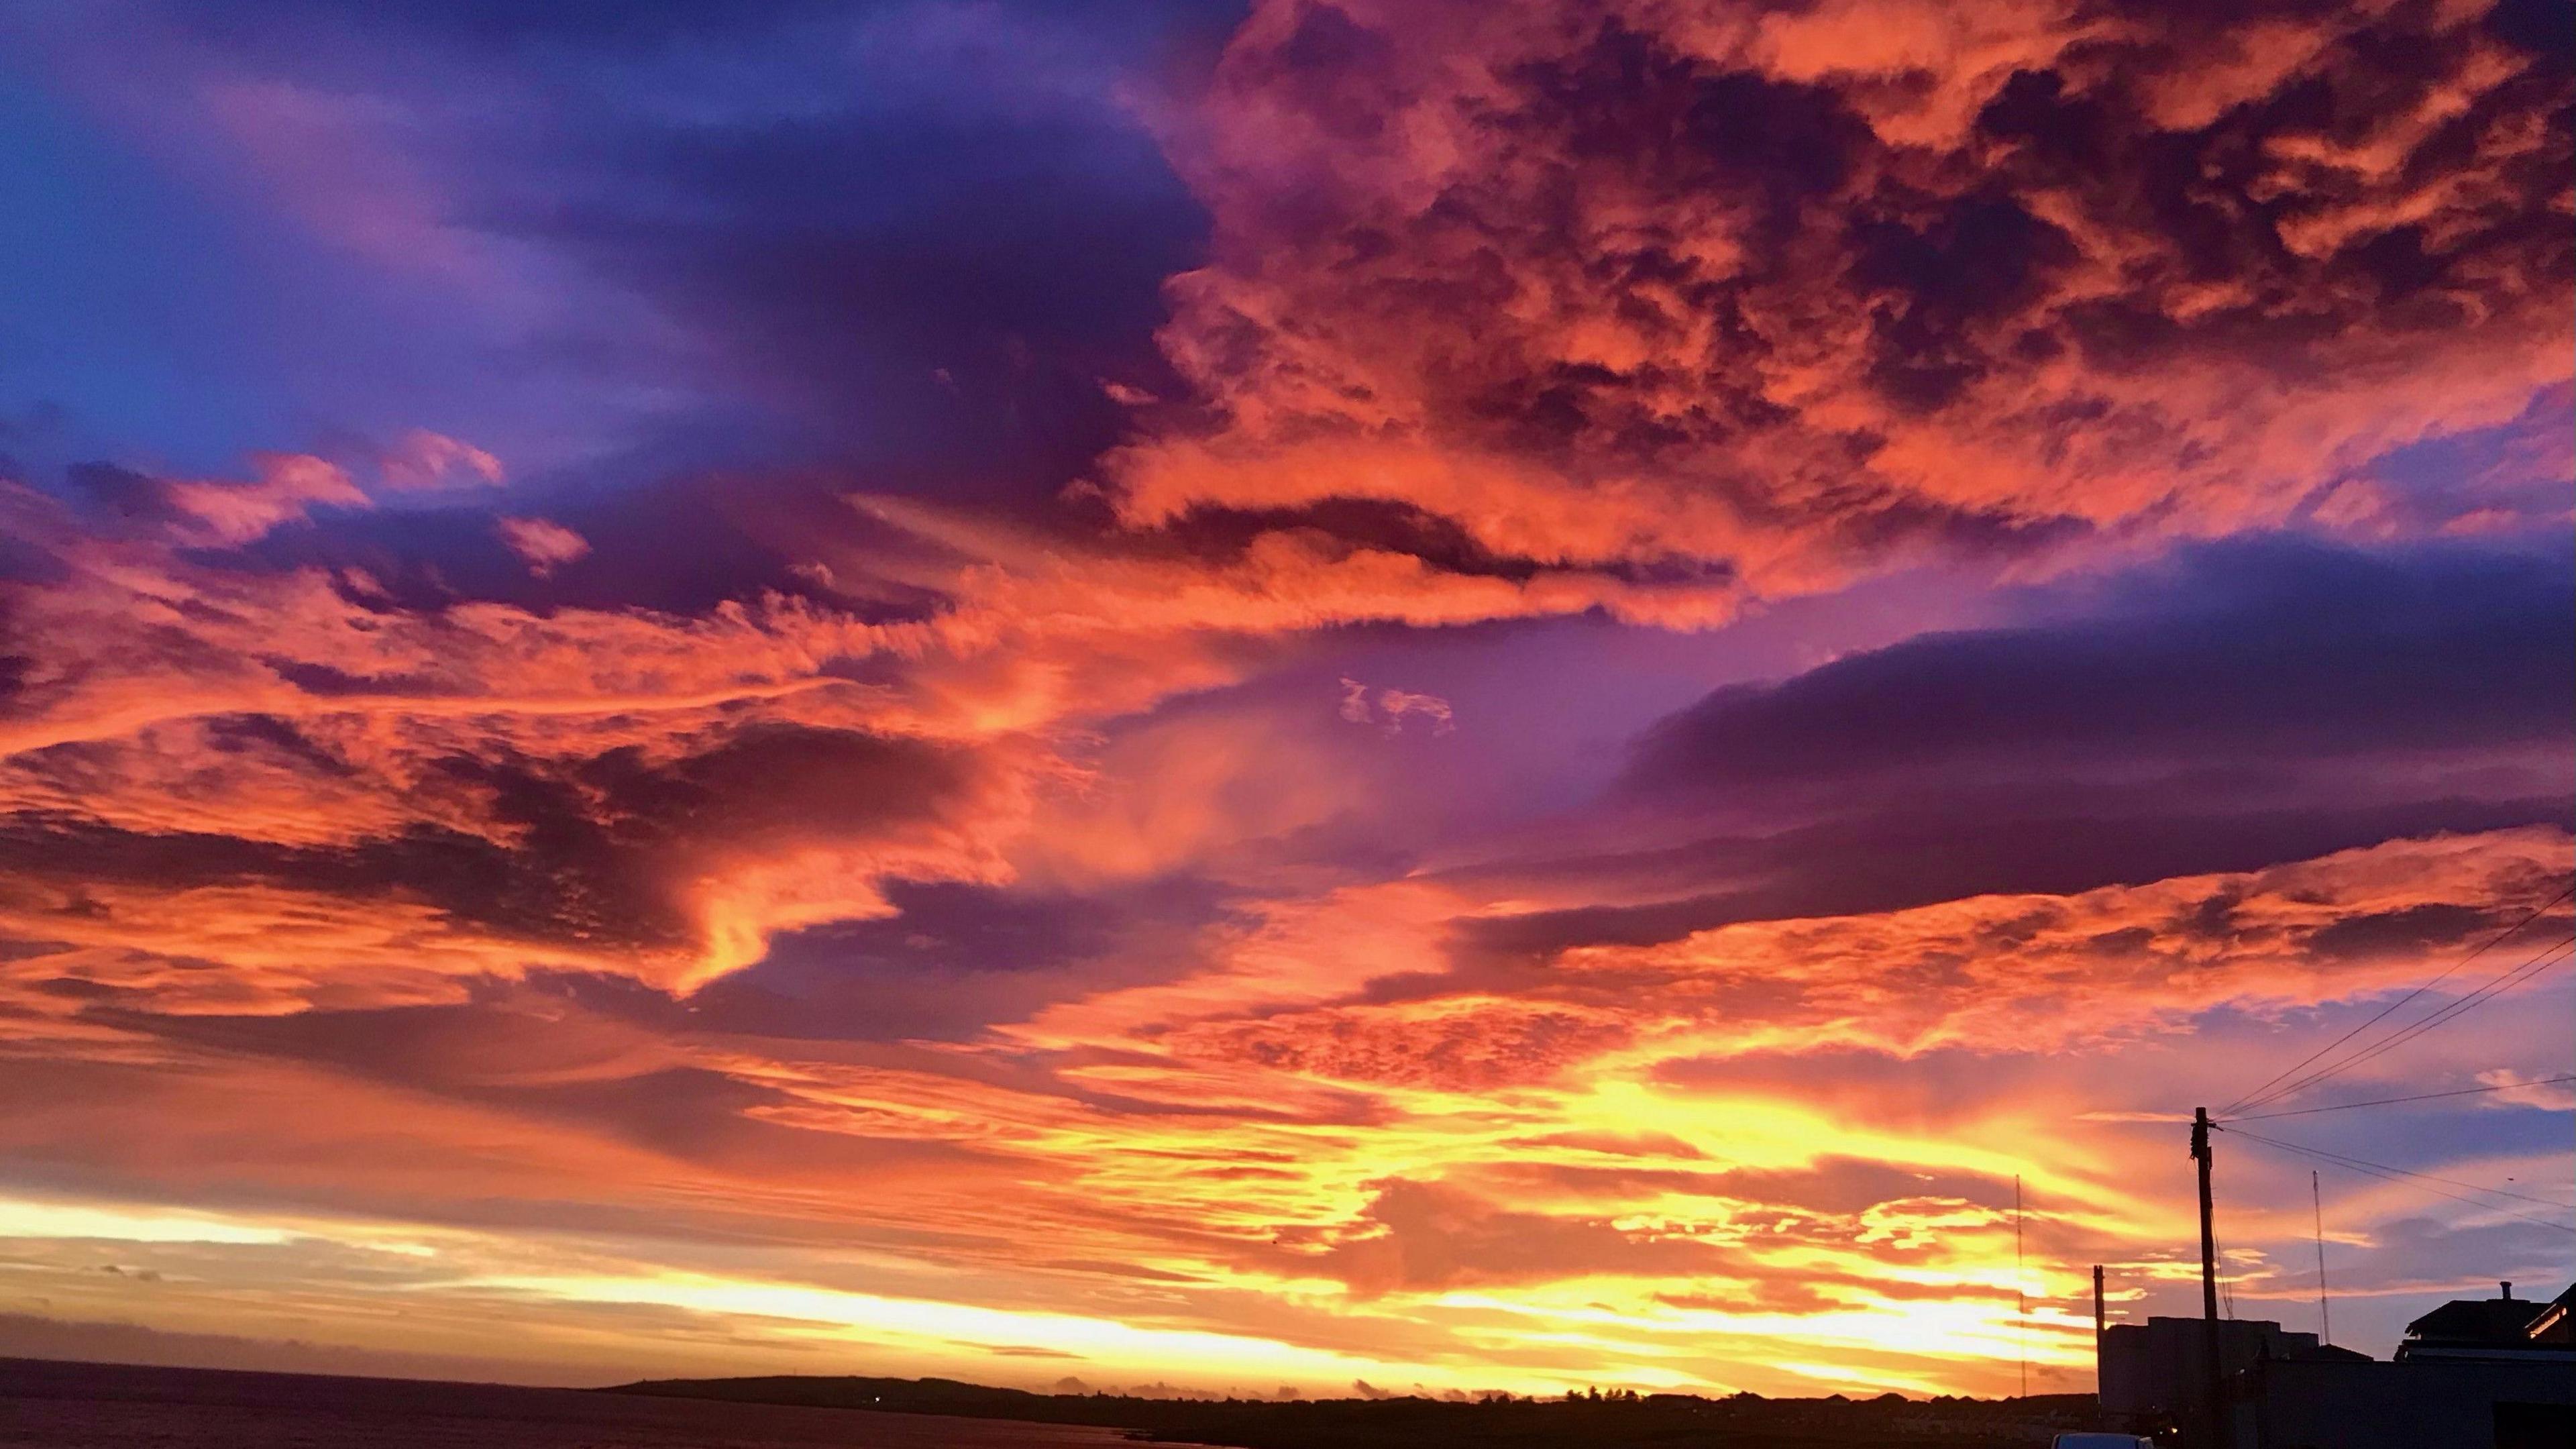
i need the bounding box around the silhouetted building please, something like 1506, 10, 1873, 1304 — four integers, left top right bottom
2396, 1281, 2573, 1364
2528, 1287, 2571, 1346
2234, 1357, 2575, 1449
2217, 1283, 2575, 1449
2099, 1317, 2325, 1426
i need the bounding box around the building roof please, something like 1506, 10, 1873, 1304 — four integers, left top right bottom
2526, 1284, 2573, 1345
2398, 1283, 2575, 1358
2405, 1297, 2540, 1344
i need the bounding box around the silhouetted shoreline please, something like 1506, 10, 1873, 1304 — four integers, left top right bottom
0, 1356, 2112, 1447
0, 1358, 1175, 1448
608, 1371, 2107, 1447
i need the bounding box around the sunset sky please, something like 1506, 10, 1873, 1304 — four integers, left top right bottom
0, 0, 2570, 1402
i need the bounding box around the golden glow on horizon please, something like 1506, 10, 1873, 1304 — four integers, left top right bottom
0, 1197, 292, 1247
2, 832, 2568, 1397
464, 1272, 1488, 1389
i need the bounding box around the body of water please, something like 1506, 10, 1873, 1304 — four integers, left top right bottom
0, 1358, 1169, 1449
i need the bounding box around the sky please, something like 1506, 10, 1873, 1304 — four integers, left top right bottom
0, 0, 2569, 1403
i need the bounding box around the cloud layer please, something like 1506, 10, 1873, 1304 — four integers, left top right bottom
0, 0, 2569, 1405
1110, 0, 2573, 594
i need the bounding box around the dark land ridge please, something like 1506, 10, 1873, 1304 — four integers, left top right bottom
0, 1358, 1148, 1448
606, 1373, 2108, 1448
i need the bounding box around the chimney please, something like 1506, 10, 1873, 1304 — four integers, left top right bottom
2500, 1282, 2512, 1301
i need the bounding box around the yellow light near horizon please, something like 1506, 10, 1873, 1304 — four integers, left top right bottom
462, 1271, 1484, 1389
0, 1196, 292, 1246
1434, 1289, 2091, 1370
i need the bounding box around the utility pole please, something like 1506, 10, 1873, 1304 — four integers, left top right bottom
2311, 1171, 2332, 1346
2093, 1263, 2106, 1360
2192, 1108, 2224, 1448
2092, 1264, 2107, 1405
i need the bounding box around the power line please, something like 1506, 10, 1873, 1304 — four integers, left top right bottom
2224, 1074, 2576, 1122
2216, 1230, 2237, 1321
2231, 923, 2573, 1116
2229, 1141, 2576, 1236
2226, 1127, 2576, 1212
2229, 932, 2574, 1117
2294, 939, 2571, 1085
2218, 883, 2573, 1116
2220, 1126, 2576, 1232
2220, 890, 2571, 1114
2243, 939, 2574, 1111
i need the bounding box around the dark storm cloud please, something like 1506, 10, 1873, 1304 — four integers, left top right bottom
1628, 538, 2573, 795
1448, 797, 2569, 967
1144, 498, 1550, 582
1421, 538, 2572, 965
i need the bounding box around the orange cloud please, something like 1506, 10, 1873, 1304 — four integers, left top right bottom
495, 516, 592, 574
0, 456, 1726, 1010
3, 0, 2568, 1403
160, 453, 368, 545
3, 821, 2566, 1397
380, 429, 506, 491
1338, 678, 1455, 736
1106, 0, 2572, 593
